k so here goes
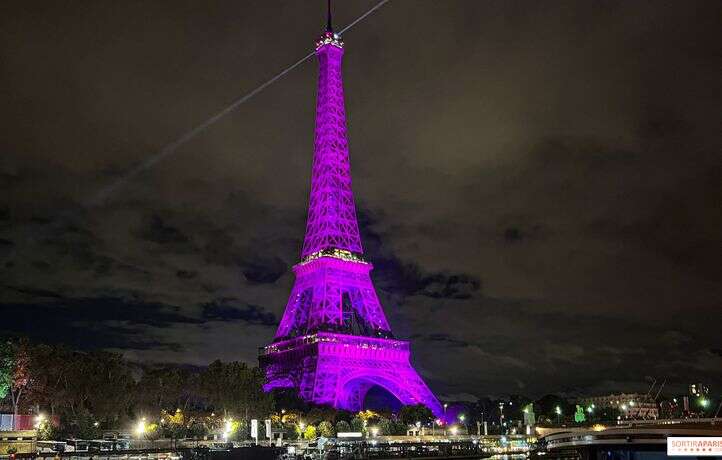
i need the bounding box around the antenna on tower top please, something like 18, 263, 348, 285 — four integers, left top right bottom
326, 0, 333, 32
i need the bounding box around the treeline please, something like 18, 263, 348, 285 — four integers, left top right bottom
0, 340, 272, 439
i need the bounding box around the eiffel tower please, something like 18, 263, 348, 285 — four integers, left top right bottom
259, 5, 442, 417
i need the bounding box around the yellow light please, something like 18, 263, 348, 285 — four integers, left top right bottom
34, 414, 46, 429
135, 418, 146, 436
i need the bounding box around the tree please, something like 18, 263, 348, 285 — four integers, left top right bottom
350, 416, 364, 433
145, 423, 162, 443
198, 361, 273, 422
2, 340, 32, 426
0, 342, 13, 401
303, 425, 317, 440
161, 409, 187, 448
378, 417, 393, 436
389, 418, 409, 435
305, 406, 337, 425
188, 419, 209, 441
271, 388, 310, 413
137, 365, 196, 414
399, 404, 434, 426
318, 421, 335, 438
23, 345, 134, 435
335, 420, 351, 433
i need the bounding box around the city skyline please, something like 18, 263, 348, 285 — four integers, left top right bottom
1, 0, 721, 400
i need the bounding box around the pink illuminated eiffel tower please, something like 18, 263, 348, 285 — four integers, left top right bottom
259, 6, 442, 417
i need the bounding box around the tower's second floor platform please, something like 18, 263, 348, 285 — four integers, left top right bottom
259, 332, 410, 362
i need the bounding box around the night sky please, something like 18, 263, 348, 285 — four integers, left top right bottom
2, 1, 721, 400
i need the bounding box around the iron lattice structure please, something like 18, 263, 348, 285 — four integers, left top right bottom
259, 29, 442, 417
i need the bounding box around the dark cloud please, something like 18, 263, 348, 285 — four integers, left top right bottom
139, 214, 194, 250
176, 269, 198, 279
241, 255, 287, 284
0, 296, 201, 350
415, 333, 469, 348
5, 285, 64, 299
361, 210, 481, 301
201, 300, 277, 326
0, 238, 14, 258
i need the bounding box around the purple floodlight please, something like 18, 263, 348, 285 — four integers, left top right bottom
259, 27, 442, 418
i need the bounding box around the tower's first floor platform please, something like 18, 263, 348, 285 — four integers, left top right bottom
259, 332, 442, 416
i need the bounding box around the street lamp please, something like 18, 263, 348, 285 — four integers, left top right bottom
555, 406, 562, 425
499, 402, 505, 433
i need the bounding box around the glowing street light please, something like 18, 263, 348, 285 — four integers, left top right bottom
222, 418, 234, 441
699, 398, 710, 408
555, 406, 562, 425
458, 414, 465, 422
135, 418, 146, 437
34, 414, 46, 429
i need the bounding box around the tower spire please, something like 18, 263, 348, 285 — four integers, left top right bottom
304, 7, 358, 259
326, 0, 333, 32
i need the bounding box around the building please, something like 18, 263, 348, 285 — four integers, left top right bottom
578, 393, 659, 419
258, 6, 442, 416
